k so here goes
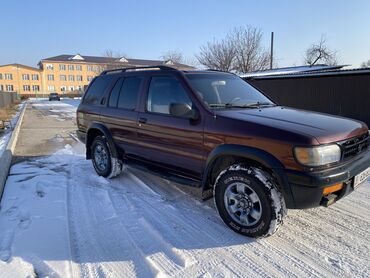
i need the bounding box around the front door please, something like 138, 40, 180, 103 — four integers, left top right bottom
136, 75, 205, 179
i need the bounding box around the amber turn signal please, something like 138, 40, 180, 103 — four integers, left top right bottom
323, 183, 343, 196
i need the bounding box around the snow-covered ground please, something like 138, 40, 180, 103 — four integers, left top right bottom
29, 98, 80, 121
0, 103, 24, 156
0, 100, 369, 277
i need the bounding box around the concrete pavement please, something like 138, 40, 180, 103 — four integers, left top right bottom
14, 101, 77, 157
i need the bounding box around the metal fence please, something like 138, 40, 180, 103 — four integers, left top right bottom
246, 72, 370, 127
0, 91, 17, 108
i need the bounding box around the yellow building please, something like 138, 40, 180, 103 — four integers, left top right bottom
0, 54, 194, 96
0, 64, 42, 95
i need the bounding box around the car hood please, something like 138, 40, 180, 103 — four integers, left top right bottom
215, 106, 368, 144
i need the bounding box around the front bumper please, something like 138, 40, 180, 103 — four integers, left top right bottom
285, 148, 370, 209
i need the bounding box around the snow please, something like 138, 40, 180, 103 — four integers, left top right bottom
0, 132, 11, 157
29, 99, 80, 120
1, 144, 369, 277
0, 100, 369, 277
0, 103, 24, 156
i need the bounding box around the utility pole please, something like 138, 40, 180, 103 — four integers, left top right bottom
270, 32, 274, 69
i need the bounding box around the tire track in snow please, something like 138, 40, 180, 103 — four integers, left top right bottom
64, 155, 370, 278
110, 171, 281, 278
125, 168, 314, 278
66, 159, 155, 278
276, 210, 369, 276
108, 189, 194, 276
267, 216, 355, 277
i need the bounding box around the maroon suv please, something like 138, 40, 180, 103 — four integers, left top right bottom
76, 66, 370, 238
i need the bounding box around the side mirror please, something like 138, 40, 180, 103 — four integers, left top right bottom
169, 103, 199, 120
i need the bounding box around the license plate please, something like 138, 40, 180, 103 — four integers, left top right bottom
354, 166, 370, 188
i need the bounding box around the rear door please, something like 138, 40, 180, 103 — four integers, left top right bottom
99, 75, 144, 155
136, 75, 205, 179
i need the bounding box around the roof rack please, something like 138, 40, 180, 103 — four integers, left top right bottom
100, 65, 177, 75
205, 68, 237, 76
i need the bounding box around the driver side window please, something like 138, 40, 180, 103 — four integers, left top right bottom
147, 76, 192, 115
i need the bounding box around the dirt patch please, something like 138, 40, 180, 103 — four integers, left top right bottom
0, 102, 21, 129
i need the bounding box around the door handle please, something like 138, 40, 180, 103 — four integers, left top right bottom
138, 117, 147, 124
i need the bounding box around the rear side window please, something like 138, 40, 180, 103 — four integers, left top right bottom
83, 76, 113, 105
117, 77, 143, 110
108, 78, 124, 107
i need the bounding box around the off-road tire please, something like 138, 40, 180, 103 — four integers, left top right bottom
91, 136, 123, 178
214, 164, 286, 238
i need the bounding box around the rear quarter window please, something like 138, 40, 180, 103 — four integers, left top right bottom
83, 75, 114, 105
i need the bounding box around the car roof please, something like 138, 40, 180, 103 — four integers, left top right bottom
99, 66, 235, 78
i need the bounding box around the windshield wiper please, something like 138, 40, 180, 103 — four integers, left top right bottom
209, 102, 276, 109
225, 101, 276, 108
209, 103, 227, 108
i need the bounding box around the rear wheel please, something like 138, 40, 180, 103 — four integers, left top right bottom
91, 136, 123, 178
214, 164, 286, 238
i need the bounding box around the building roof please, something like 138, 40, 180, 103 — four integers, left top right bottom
242, 66, 370, 80
0, 63, 42, 71
240, 64, 346, 78
40, 54, 195, 69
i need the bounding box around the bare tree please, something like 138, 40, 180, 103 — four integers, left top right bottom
182, 56, 200, 68
160, 50, 184, 63
304, 36, 338, 66
196, 37, 236, 71
102, 49, 129, 71
196, 26, 270, 73
361, 60, 370, 68
230, 26, 270, 73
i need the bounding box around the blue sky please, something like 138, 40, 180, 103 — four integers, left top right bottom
1, 0, 369, 68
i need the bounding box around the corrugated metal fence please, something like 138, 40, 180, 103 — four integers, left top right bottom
246, 72, 370, 127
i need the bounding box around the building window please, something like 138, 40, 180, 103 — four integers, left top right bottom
61, 86, 67, 92
69, 86, 74, 91
46, 64, 54, 70
4, 73, 13, 80
32, 85, 40, 91
32, 74, 39, 80
0, 73, 3, 80
47, 74, 54, 81
87, 65, 93, 71
0, 85, 3, 91
76, 75, 83, 81
76, 65, 82, 71
60, 75, 67, 81
76, 85, 82, 91
6, 85, 14, 91
87, 76, 93, 81
59, 64, 66, 70
48, 85, 55, 91
23, 85, 31, 91
22, 74, 30, 80
68, 65, 74, 71
68, 75, 74, 81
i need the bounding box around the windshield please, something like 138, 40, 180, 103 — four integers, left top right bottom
185, 73, 274, 108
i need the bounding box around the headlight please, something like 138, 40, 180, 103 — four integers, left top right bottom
294, 144, 341, 166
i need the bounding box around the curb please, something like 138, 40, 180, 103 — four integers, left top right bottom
0, 103, 27, 202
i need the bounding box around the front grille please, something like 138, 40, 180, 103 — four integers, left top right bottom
339, 132, 369, 160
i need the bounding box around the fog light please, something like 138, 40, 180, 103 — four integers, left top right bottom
323, 183, 343, 196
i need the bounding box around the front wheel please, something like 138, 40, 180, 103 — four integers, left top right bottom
214, 165, 286, 238
91, 136, 123, 178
